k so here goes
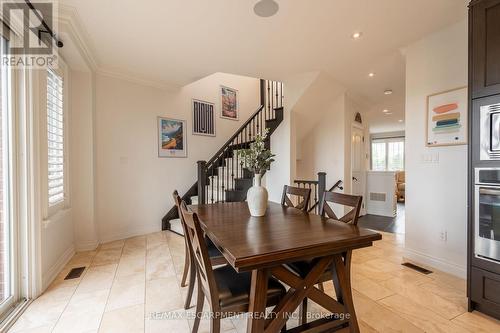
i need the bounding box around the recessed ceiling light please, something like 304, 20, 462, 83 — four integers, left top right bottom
398, 119, 404, 123
352, 32, 363, 39
383, 109, 389, 113
254, 0, 279, 18
368, 72, 375, 77
384, 89, 393, 95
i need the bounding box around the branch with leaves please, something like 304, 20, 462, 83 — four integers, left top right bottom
237, 129, 275, 175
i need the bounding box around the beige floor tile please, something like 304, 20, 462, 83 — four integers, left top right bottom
116, 254, 146, 277
14, 230, 500, 333
99, 304, 144, 333
352, 290, 423, 333
8, 298, 68, 332
99, 239, 125, 250
351, 277, 395, 301
145, 317, 190, 333
37, 283, 77, 302
146, 232, 166, 249
379, 294, 469, 333
145, 278, 183, 314
146, 255, 176, 281
380, 279, 466, 320
106, 273, 145, 312
52, 310, 103, 333
92, 248, 123, 266
7, 324, 54, 333
417, 280, 467, 308
146, 243, 171, 259
63, 289, 110, 317
76, 264, 117, 293
452, 310, 500, 333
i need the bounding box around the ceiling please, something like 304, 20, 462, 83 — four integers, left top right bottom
59, 0, 469, 133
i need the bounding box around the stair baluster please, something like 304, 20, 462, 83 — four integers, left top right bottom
162, 79, 285, 232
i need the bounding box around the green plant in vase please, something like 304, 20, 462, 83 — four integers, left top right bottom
237, 129, 275, 217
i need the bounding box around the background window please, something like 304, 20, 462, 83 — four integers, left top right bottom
46, 69, 64, 207
371, 137, 405, 171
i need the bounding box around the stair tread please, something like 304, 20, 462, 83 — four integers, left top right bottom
164, 101, 283, 230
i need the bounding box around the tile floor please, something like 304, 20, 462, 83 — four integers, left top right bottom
8, 230, 500, 333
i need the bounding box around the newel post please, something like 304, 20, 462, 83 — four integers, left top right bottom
197, 161, 207, 205
318, 172, 326, 203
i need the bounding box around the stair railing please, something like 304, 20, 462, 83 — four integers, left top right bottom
306, 179, 344, 214
294, 172, 327, 214
196, 79, 284, 205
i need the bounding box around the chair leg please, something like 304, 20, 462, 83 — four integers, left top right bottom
299, 297, 308, 325
318, 282, 324, 292
184, 258, 197, 309
210, 317, 221, 333
192, 285, 204, 333
181, 242, 190, 287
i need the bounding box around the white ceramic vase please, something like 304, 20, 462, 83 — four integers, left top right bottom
247, 173, 268, 217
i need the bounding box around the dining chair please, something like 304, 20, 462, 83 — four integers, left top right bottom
287, 191, 363, 325
281, 185, 311, 211
179, 201, 287, 333
172, 191, 227, 310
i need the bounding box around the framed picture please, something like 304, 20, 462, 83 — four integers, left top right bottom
158, 117, 187, 158
192, 99, 216, 136
220, 86, 239, 120
426, 86, 468, 147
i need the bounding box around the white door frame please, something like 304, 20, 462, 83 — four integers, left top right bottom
351, 123, 367, 216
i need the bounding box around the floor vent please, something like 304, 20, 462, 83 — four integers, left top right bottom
64, 267, 86, 280
402, 262, 432, 275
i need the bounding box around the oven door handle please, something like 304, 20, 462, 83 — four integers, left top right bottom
479, 188, 500, 196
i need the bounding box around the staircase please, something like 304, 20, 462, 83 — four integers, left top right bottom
162, 80, 284, 233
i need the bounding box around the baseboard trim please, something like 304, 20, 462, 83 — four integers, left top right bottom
99, 225, 160, 244
75, 239, 99, 252
403, 247, 466, 279
42, 245, 75, 290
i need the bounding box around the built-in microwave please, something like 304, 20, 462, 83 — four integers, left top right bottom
480, 102, 500, 160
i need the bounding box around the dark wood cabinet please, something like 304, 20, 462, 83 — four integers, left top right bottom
471, 0, 500, 99
468, 0, 500, 321
470, 267, 500, 318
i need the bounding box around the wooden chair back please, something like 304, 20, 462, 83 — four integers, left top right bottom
173, 190, 188, 234
319, 192, 363, 225
281, 185, 311, 211
179, 201, 220, 309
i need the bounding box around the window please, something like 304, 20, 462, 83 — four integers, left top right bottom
371, 137, 405, 171
46, 69, 65, 207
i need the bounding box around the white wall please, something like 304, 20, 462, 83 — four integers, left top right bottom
296, 94, 346, 188
70, 71, 97, 251
404, 19, 468, 278
95, 73, 260, 242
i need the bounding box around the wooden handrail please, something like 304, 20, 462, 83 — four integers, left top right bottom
205, 105, 264, 169
308, 180, 343, 213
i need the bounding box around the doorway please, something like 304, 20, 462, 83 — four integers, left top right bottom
351, 125, 367, 215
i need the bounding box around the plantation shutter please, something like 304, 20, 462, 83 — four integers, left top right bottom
47, 69, 65, 206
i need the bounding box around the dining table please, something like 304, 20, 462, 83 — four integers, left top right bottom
190, 201, 382, 333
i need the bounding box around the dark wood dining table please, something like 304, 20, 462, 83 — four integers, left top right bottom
190, 201, 382, 333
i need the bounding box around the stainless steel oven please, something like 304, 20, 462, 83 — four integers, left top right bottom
480, 102, 500, 160
475, 168, 500, 262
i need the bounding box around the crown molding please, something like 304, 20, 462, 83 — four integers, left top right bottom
58, 4, 98, 71
96, 68, 180, 91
